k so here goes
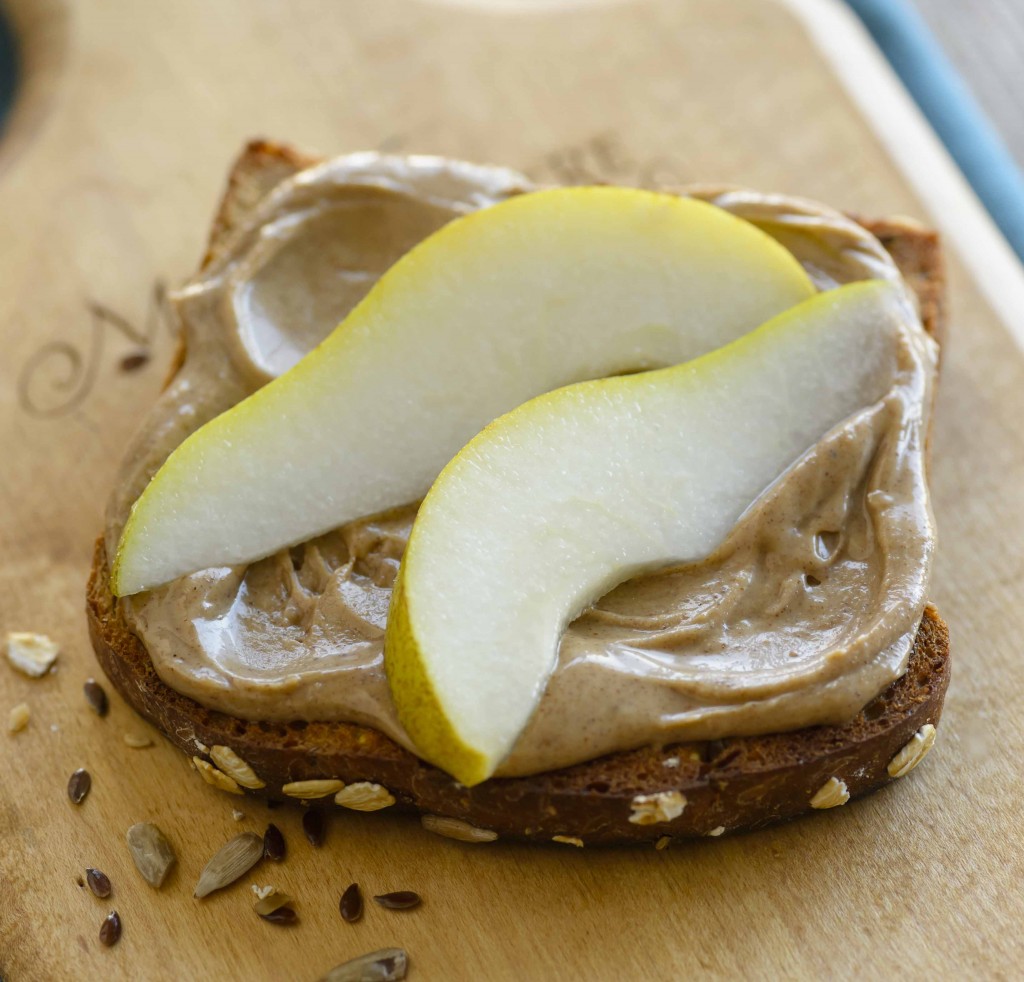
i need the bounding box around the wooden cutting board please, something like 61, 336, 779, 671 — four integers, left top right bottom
2, 0, 1022, 978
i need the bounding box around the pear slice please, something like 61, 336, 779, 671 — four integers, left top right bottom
113, 186, 813, 596
385, 280, 905, 785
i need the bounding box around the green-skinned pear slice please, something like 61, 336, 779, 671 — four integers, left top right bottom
385, 280, 905, 785
112, 187, 813, 595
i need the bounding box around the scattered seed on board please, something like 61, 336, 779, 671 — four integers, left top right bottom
126, 822, 177, 888
68, 768, 91, 805
263, 823, 286, 861
83, 678, 109, 717
86, 868, 112, 898
253, 889, 293, 917
339, 883, 363, 923
373, 891, 421, 911
8, 702, 30, 734
194, 832, 264, 898
99, 910, 122, 947
302, 809, 326, 847
259, 906, 298, 925
120, 351, 150, 372
420, 814, 498, 843
320, 948, 408, 982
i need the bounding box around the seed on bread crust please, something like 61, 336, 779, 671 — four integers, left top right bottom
628, 791, 687, 825
421, 814, 498, 842
210, 745, 266, 789
283, 779, 344, 799
193, 757, 244, 795
887, 724, 937, 778
5, 632, 59, 677
707, 826, 726, 837
552, 835, 584, 847
335, 782, 395, 811
655, 836, 672, 850
809, 777, 850, 809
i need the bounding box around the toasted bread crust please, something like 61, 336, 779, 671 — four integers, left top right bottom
89, 141, 951, 844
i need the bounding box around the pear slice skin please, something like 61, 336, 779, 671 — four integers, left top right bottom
112, 187, 814, 596
384, 280, 906, 786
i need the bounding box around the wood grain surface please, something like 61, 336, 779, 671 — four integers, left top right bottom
1, 1, 1023, 979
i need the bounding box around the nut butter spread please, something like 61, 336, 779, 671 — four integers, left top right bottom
104, 155, 938, 778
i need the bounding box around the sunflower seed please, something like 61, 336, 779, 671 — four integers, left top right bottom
83, 678, 109, 717
421, 814, 498, 843
86, 868, 111, 898
68, 768, 91, 804
126, 822, 177, 888
99, 910, 121, 947
283, 779, 344, 799
194, 832, 263, 898
192, 757, 243, 796
122, 732, 153, 749
340, 882, 363, 923
263, 823, 286, 861
210, 745, 265, 789
302, 809, 326, 847
260, 905, 298, 925
320, 948, 408, 981
334, 782, 395, 811
254, 889, 293, 916
373, 891, 420, 911
551, 835, 584, 848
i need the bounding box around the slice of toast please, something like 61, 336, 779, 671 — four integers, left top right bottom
87, 141, 950, 845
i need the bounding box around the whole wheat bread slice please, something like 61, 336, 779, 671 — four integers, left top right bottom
86, 140, 950, 845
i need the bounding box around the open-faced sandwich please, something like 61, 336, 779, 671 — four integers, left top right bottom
88, 141, 948, 845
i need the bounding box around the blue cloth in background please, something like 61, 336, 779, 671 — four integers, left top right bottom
0, 9, 16, 141
846, 0, 1024, 261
